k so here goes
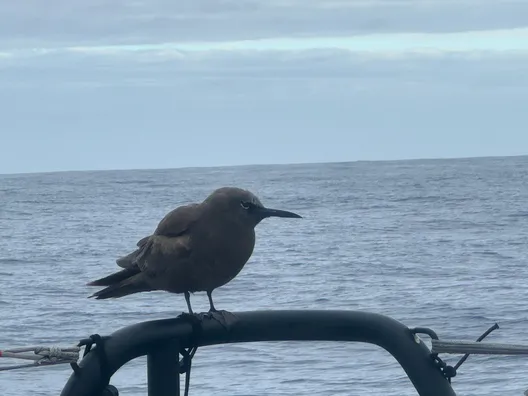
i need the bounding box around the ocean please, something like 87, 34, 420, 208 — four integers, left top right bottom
1, 156, 528, 395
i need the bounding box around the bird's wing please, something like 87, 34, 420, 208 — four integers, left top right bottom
153, 203, 201, 237
136, 236, 150, 247
116, 203, 201, 270
136, 234, 192, 275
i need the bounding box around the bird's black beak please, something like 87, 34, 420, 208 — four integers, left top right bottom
256, 206, 302, 219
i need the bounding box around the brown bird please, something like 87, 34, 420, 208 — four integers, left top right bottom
87, 187, 302, 314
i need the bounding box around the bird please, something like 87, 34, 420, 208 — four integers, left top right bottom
86, 186, 302, 315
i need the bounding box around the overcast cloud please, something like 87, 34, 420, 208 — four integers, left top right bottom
1, 0, 527, 48
0, 0, 526, 173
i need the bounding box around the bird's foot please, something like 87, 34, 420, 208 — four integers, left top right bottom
178, 311, 202, 329
198, 309, 238, 330
178, 311, 204, 340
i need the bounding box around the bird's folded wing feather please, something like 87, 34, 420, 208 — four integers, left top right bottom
116, 203, 201, 271
154, 203, 201, 237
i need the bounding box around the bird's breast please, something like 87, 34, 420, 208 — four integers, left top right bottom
189, 224, 256, 290
209, 226, 255, 266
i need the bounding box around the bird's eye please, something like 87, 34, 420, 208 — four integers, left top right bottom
240, 201, 251, 210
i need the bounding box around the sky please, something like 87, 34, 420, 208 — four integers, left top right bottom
0, 0, 527, 174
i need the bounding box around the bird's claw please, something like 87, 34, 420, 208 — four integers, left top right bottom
178, 308, 238, 330
196, 309, 238, 330
178, 311, 203, 327
179, 311, 196, 319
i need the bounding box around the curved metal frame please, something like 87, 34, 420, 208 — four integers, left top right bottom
60, 310, 457, 396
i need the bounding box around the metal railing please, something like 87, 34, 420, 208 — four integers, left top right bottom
58, 309, 457, 396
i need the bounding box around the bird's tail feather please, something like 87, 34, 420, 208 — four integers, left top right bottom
116, 250, 140, 268
88, 275, 151, 299
116, 237, 153, 269
86, 268, 140, 287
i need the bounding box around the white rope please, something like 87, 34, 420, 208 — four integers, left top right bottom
432, 339, 528, 355
0, 345, 80, 371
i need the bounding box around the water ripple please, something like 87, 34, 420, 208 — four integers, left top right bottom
1, 157, 528, 396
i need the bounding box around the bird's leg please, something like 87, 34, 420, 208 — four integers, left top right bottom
184, 291, 193, 314
206, 290, 217, 312
202, 290, 238, 329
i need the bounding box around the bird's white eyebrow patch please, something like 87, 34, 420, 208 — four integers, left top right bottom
251, 196, 264, 207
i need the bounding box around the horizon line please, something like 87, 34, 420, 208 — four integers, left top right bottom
1, 153, 527, 177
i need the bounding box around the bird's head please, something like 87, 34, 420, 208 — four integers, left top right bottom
205, 187, 302, 227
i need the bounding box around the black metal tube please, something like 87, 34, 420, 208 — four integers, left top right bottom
59, 310, 456, 396
147, 339, 180, 396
